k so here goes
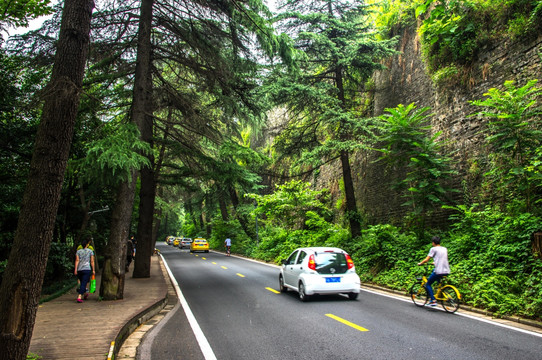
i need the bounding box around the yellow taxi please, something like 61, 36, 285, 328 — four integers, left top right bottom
190, 238, 209, 253
173, 237, 181, 247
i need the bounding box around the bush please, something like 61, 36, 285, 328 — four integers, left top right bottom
43, 242, 73, 287
444, 206, 542, 318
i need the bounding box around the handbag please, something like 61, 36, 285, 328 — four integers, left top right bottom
89, 274, 96, 293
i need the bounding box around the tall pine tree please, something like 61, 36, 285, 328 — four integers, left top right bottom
270, 0, 397, 238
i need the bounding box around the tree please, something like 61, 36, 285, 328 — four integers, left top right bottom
0, 0, 94, 358
0, 50, 45, 262
374, 103, 457, 237
470, 79, 542, 212
74, 123, 150, 299
131, 0, 287, 277
269, 0, 397, 238
131, 0, 155, 278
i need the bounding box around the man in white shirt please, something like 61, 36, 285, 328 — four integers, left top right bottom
224, 238, 232, 256
418, 236, 450, 306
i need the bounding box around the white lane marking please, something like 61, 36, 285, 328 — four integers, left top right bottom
360, 287, 542, 338
161, 254, 218, 360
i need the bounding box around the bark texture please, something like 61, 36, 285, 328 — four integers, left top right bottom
132, 0, 155, 278
0, 1, 94, 358
99, 172, 137, 300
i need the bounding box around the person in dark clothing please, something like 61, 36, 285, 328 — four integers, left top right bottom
126, 237, 135, 272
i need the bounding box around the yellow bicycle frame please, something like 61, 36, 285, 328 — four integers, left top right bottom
419, 275, 462, 301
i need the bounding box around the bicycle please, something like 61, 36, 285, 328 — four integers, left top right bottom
409, 273, 461, 313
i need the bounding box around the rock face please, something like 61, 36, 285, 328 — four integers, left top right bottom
317, 26, 542, 227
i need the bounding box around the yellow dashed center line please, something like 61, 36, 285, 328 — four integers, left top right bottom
236, 273, 245, 278
221, 266, 228, 269
212, 262, 217, 265
266, 287, 280, 294
325, 314, 369, 332
202, 257, 206, 260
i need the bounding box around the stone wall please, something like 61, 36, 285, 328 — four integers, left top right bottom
317, 26, 542, 227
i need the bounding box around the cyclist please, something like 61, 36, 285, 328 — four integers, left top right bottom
224, 237, 232, 256
417, 236, 450, 307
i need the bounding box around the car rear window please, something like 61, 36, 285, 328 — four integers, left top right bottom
314, 252, 348, 274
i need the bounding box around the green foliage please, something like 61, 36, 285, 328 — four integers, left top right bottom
369, 0, 425, 36
43, 242, 73, 287
444, 206, 541, 317
430, 64, 459, 86
374, 103, 458, 234
249, 180, 331, 230
351, 224, 420, 276
208, 218, 247, 254
26, 352, 42, 360
415, 0, 542, 78
180, 213, 199, 238
72, 123, 152, 187
418, 0, 480, 72
470, 79, 542, 212
0, 0, 52, 29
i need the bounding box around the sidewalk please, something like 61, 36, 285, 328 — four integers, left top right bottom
29, 255, 169, 360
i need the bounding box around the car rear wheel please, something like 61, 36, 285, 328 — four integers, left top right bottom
279, 275, 288, 292
298, 282, 310, 302
348, 292, 359, 300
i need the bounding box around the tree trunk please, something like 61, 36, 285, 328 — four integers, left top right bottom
150, 116, 169, 248
340, 150, 361, 238
0, 1, 93, 358
99, 172, 137, 300
132, 0, 155, 278
219, 195, 229, 221
229, 187, 256, 239
335, 66, 361, 239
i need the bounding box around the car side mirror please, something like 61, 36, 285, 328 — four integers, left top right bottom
281, 259, 287, 265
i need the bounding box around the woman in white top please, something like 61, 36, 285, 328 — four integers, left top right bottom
74, 237, 95, 303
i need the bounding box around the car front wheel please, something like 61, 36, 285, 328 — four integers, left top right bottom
279, 275, 288, 292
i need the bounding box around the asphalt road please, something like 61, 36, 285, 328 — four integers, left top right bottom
144, 243, 542, 360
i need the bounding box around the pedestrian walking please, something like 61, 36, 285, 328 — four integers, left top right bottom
74, 237, 95, 303
126, 236, 135, 272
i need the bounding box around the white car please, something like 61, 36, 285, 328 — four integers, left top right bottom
279, 247, 360, 301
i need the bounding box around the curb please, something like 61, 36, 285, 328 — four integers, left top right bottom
109, 256, 169, 360
361, 283, 542, 330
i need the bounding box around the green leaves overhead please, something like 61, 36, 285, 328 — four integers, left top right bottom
0, 0, 52, 29
269, 0, 398, 162
74, 123, 152, 187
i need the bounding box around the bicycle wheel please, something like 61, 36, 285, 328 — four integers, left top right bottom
410, 281, 428, 307
440, 285, 460, 313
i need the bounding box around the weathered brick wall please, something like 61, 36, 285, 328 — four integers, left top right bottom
316, 26, 542, 227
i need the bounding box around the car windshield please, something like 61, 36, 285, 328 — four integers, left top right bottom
314, 252, 348, 274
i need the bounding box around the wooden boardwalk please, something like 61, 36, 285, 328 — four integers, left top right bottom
29, 256, 168, 360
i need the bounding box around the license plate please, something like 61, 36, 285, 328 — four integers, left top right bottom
326, 277, 340, 283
